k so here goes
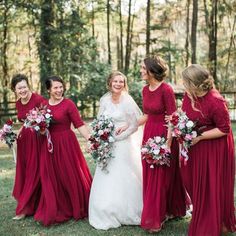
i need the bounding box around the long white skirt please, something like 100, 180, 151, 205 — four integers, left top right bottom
89, 131, 143, 230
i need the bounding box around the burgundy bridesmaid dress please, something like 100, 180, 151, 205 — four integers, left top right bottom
141, 83, 186, 230
181, 90, 236, 235
13, 93, 45, 216
34, 98, 92, 226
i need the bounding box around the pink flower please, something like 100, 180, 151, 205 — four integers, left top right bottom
3, 124, 11, 133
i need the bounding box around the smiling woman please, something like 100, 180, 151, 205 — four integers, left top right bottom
89, 71, 143, 230
11, 74, 46, 220
34, 75, 92, 226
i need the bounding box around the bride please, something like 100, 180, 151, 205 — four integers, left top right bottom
88, 71, 143, 230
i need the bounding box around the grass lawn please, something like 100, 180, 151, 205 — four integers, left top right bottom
0, 124, 236, 236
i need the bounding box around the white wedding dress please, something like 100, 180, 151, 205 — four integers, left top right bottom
89, 92, 143, 230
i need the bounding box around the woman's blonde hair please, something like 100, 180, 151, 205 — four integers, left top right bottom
182, 64, 215, 111
182, 64, 214, 96
107, 71, 129, 92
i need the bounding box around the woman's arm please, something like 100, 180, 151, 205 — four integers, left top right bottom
138, 114, 148, 126
77, 124, 90, 141
192, 128, 227, 145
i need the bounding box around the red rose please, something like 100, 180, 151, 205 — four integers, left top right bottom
171, 114, 179, 126
100, 132, 109, 141
93, 142, 100, 150
6, 119, 13, 126
159, 148, 165, 155
88, 136, 96, 142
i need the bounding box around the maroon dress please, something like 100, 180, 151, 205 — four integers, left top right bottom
34, 98, 92, 226
181, 90, 236, 236
141, 83, 186, 230
13, 93, 45, 215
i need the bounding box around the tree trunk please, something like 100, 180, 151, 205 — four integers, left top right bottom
185, 0, 190, 66
2, 0, 10, 111
146, 0, 151, 56
203, 0, 218, 86
225, 15, 236, 81
191, 0, 198, 63
39, 0, 54, 96
118, 0, 124, 71
107, 0, 111, 64
124, 0, 132, 74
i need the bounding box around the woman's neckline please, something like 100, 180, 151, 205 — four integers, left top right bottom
20, 92, 33, 105
148, 81, 163, 92
49, 97, 64, 106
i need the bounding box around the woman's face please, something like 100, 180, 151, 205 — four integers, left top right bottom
15, 80, 31, 100
48, 81, 64, 101
110, 75, 125, 95
140, 62, 149, 81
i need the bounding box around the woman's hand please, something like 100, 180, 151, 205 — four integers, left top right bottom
166, 138, 172, 150
115, 125, 128, 135
191, 136, 201, 146
165, 115, 172, 123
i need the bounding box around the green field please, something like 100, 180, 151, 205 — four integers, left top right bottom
0, 124, 235, 236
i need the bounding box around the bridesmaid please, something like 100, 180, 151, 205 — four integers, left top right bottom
11, 74, 45, 220
180, 64, 236, 235
139, 56, 186, 232
34, 75, 92, 226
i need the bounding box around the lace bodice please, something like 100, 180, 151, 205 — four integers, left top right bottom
98, 92, 142, 141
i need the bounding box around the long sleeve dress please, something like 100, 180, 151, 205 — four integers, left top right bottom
141, 82, 186, 230
34, 98, 92, 226
89, 92, 143, 230
181, 89, 236, 236
13, 93, 45, 216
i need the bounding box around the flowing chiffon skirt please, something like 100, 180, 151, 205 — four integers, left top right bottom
34, 129, 92, 226
12, 127, 42, 215
181, 131, 236, 235
141, 115, 186, 230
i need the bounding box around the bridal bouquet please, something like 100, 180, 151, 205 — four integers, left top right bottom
169, 109, 197, 164
0, 119, 17, 149
88, 114, 115, 172
141, 136, 171, 168
24, 105, 53, 153
24, 105, 52, 133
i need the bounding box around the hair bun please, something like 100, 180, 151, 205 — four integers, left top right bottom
199, 76, 214, 91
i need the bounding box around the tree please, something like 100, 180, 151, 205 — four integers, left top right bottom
203, 0, 218, 85
107, 0, 111, 64
39, 0, 55, 95
124, 0, 132, 74
146, 0, 151, 56
191, 0, 198, 63
185, 0, 190, 66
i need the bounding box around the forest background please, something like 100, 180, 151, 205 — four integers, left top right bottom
0, 0, 236, 119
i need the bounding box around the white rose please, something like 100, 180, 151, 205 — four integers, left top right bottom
36, 118, 41, 123
154, 136, 161, 143
98, 130, 104, 135
45, 113, 51, 119
34, 126, 40, 131
179, 123, 185, 129
153, 149, 160, 155
186, 121, 194, 128
191, 131, 197, 138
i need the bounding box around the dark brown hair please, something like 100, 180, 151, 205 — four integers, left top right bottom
144, 56, 169, 81
11, 74, 30, 91
45, 75, 66, 93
